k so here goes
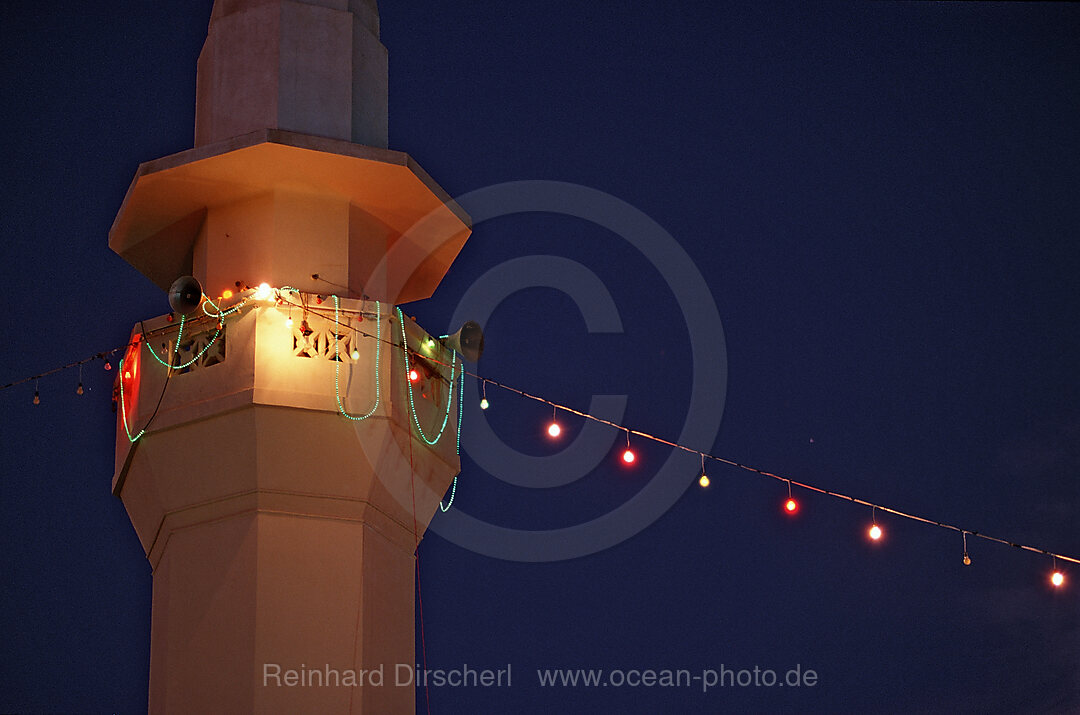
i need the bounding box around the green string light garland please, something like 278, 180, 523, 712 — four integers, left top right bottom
117, 357, 144, 443
455, 370, 465, 456
396, 306, 456, 446
440, 477, 457, 512
144, 314, 225, 371
333, 295, 380, 421
439, 370, 467, 512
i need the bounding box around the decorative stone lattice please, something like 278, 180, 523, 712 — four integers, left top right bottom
292, 318, 361, 362
174, 326, 227, 374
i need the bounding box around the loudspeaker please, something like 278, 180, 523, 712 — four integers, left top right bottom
443, 321, 484, 362
168, 275, 204, 316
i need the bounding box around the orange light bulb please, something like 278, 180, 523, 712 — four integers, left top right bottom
869, 524, 883, 541
785, 498, 798, 514
1051, 571, 1065, 588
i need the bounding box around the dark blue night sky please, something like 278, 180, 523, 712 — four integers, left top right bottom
2, 2, 1078, 712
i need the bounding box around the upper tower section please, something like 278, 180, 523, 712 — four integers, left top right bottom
195, 0, 387, 147
110, 0, 470, 304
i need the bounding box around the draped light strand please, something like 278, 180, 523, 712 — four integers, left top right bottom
8, 288, 1077, 575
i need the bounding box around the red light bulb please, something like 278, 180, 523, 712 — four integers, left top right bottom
622, 449, 636, 464
785, 498, 798, 514
409, 369, 419, 382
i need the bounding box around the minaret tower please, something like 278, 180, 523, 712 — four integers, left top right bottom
108, 1, 471, 712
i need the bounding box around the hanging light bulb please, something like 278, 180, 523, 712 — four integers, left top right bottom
480, 397, 490, 410
698, 454, 709, 487
76, 365, 84, 395
480, 380, 490, 410
409, 369, 419, 382
285, 316, 294, 328
867, 507, 883, 541
784, 480, 798, 514
547, 406, 561, 438
253, 282, 272, 301
33, 390, 40, 405
621, 432, 635, 464
1051, 571, 1065, 588
962, 532, 971, 566
351, 348, 361, 360
221, 289, 234, 300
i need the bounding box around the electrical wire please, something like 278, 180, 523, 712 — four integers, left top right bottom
8, 289, 1079, 568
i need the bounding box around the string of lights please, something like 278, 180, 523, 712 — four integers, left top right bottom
332, 294, 381, 421
5, 287, 1076, 583
397, 306, 459, 447
464, 370, 1079, 575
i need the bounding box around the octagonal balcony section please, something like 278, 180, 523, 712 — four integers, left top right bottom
109, 129, 471, 305
112, 292, 462, 567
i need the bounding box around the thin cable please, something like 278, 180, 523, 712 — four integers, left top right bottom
459, 372, 1080, 565
311, 273, 365, 299
9, 287, 1078, 567
1, 350, 123, 392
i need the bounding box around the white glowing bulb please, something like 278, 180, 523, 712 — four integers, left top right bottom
253, 282, 272, 301
869, 524, 883, 541
547, 422, 561, 438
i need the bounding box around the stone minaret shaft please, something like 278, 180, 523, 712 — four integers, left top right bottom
108, 2, 471, 712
